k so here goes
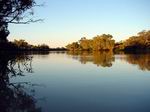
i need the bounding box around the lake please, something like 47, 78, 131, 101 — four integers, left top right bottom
0, 51, 150, 112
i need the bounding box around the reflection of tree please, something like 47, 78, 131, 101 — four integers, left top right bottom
124, 54, 150, 71
0, 52, 41, 112
92, 51, 115, 67
67, 51, 115, 67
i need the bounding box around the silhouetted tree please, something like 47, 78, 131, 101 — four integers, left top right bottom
0, 0, 41, 42
37, 44, 50, 51
6, 39, 50, 51
13, 39, 29, 49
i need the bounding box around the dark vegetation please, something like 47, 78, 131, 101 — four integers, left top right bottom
115, 30, 150, 52
0, 39, 50, 51
0, 39, 67, 51
1, 30, 150, 52
0, 0, 41, 42
0, 0, 149, 52
0, 0, 46, 51
0, 52, 42, 112
66, 30, 150, 52
0, 0, 66, 51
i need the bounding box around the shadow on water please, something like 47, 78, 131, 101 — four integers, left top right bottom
67, 51, 150, 71
0, 51, 42, 112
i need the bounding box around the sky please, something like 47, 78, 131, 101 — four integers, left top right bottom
8, 0, 150, 47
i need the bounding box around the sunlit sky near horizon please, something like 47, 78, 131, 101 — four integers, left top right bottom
8, 0, 150, 47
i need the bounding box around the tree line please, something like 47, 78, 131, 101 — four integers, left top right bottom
13, 39, 50, 51
1, 1, 149, 52
0, 39, 67, 51
66, 34, 115, 51
66, 30, 150, 52
0, 39, 50, 51
115, 30, 150, 52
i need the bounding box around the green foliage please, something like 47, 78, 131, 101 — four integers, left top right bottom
66, 34, 115, 51
12, 39, 50, 51
124, 30, 150, 49
114, 30, 150, 51
79, 37, 93, 50
66, 42, 79, 51
92, 34, 115, 51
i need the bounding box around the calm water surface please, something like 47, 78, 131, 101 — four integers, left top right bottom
0, 51, 150, 112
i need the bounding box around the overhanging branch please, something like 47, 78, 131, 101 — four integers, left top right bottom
9, 19, 43, 24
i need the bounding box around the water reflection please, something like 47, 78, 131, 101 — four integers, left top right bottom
67, 51, 150, 71
119, 54, 150, 71
0, 51, 150, 112
0, 52, 41, 112
67, 51, 115, 67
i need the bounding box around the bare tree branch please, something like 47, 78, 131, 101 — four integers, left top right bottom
9, 19, 43, 24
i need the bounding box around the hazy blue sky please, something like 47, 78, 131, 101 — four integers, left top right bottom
8, 0, 150, 47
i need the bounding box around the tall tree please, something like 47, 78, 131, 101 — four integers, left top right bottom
79, 37, 93, 51
0, 0, 41, 42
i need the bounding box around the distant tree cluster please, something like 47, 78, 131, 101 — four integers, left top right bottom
66, 34, 115, 51
124, 30, 150, 50
0, 39, 68, 51
67, 30, 150, 52
114, 30, 150, 52
11, 39, 50, 51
